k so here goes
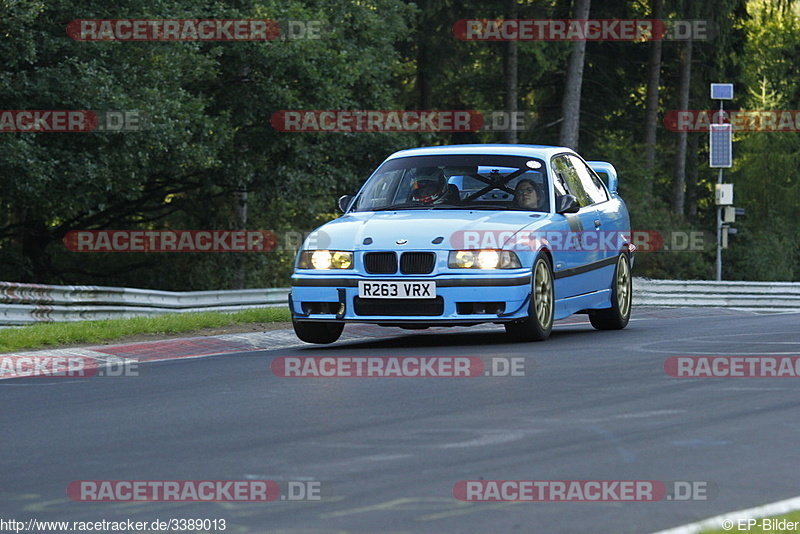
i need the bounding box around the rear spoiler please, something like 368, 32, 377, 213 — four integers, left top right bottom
587, 161, 618, 194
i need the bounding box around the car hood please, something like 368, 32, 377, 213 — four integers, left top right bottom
303, 210, 556, 251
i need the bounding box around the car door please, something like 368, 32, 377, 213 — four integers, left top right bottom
567, 154, 617, 263
550, 154, 601, 297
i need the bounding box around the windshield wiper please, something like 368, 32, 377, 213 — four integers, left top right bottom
450, 204, 511, 210
370, 203, 426, 211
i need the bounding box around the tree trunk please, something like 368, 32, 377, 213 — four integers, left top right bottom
416, 0, 433, 109
21, 218, 51, 283
503, 41, 519, 143
644, 0, 664, 187
503, 0, 519, 144
559, 0, 591, 149
686, 129, 700, 219
672, 38, 693, 215
233, 189, 248, 289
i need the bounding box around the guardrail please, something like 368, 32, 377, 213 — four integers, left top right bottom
1, 278, 798, 325
0, 281, 289, 325
634, 278, 800, 310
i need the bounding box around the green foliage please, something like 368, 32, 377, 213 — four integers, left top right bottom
726, 0, 800, 280
591, 132, 714, 279
1, 0, 798, 287
0, 0, 418, 288
726, 213, 798, 280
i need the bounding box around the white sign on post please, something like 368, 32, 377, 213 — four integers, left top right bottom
723, 206, 736, 223
715, 184, 734, 205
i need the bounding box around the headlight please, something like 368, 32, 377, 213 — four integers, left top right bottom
448, 250, 521, 269
298, 250, 354, 270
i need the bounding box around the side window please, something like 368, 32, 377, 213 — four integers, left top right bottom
355, 170, 401, 210
551, 155, 591, 207
568, 155, 609, 204
550, 156, 569, 196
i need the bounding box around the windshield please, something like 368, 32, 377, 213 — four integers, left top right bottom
350, 154, 550, 212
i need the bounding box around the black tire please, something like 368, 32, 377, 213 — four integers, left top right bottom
505, 253, 554, 342
589, 253, 632, 330
292, 318, 344, 344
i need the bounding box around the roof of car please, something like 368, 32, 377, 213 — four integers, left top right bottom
386, 144, 575, 160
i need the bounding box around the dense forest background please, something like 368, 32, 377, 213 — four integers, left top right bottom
1, 0, 798, 290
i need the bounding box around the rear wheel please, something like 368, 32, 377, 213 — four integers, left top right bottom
505, 254, 554, 342
292, 318, 344, 344
589, 253, 632, 330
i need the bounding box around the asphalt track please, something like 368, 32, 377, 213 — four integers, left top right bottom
2, 307, 800, 533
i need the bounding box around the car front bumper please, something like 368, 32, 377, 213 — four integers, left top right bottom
290, 272, 533, 324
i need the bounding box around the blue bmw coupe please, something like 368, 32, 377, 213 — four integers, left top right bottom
289, 144, 633, 343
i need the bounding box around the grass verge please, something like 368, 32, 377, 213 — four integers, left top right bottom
0, 307, 292, 353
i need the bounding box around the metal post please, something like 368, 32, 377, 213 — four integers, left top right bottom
716, 168, 723, 281
715, 99, 724, 281
710, 85, 733, 281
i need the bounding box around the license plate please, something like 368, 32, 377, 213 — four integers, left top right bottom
358, 281, 436, 299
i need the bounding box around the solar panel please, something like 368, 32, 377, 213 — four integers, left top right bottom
709, 124, 732, 168
710, 83, 734, 100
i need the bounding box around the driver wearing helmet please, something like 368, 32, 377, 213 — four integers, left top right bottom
411, 172, 448, 204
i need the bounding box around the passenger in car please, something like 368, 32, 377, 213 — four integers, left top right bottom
514, 179, 546, 210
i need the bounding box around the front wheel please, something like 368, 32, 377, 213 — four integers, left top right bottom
589, 253, 632, 330
292, 318, 344, 344
505, 253, 554, 342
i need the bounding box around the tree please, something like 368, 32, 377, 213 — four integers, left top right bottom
643, 0, 663, 183
727, 0, 800, 280
671, 37, 692, 215
559, 0, 591, 149
0, 0, 417, 288
503, 0, 519, 144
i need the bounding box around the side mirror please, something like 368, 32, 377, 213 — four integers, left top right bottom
556, 194, 580, 214
587, 161, 618, 193
337, 195, 355, 213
